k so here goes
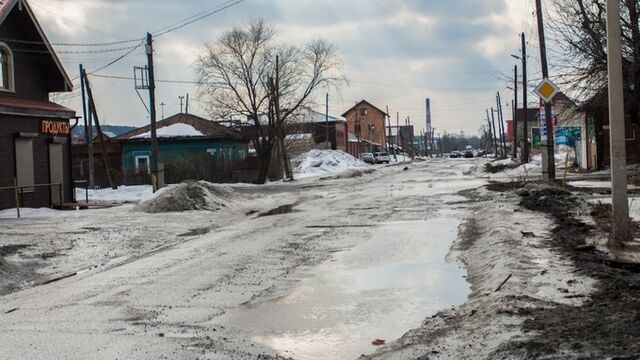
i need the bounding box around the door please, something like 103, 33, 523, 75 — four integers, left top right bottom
49, 143, 64, 207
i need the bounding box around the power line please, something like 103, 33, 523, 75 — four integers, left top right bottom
153, 0, 246, 38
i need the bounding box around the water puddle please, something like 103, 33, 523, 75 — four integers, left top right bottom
221, 218, 470, 360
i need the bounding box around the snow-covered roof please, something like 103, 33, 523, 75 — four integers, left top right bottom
132, 123, 204, 139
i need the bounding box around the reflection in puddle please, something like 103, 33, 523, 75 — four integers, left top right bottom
221, 218, 470, 360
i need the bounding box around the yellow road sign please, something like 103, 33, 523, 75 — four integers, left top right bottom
534, 78, 560, 103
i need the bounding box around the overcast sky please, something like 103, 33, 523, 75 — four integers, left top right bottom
32, 0, 547, 136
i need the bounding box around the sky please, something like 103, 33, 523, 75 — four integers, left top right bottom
31, 0, 548, 136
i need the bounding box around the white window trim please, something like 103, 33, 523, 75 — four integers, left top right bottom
135, 155, 150, 173
0, 42, 15, 93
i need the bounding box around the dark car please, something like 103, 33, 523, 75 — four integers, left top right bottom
463, 146, 474, 158
450, 151, 463, 158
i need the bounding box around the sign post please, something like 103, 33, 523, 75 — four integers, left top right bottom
534, 78, 560, 180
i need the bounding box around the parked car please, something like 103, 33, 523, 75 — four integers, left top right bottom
374, 152, 391, 164
464, 146, 474, 158
361, 153, 375, 164
450, 151, 463, 158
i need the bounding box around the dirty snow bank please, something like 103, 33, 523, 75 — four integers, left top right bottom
494, 145, 576, 179
366, 184, 596, 360
134, 181, 241, 213
293, 150, 369, 178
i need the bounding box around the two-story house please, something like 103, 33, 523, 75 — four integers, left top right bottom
342, 100, 388, 154
0, 0, 75, 210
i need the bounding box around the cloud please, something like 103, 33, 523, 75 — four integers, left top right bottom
31, 0, 530, 134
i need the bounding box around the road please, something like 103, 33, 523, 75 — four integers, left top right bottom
0, 158, 487, 360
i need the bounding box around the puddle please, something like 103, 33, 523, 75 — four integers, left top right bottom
221, 218, 470, 360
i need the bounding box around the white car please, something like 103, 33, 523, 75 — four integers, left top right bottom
374, 152, 391, 164
361, 153, 375, 164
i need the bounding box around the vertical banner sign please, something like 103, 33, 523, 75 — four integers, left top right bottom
425, 98, 432, 143
539, 100, 556, 142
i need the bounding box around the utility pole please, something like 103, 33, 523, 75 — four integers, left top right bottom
82, 69, 116, 189
146, 32, 160, 192
535, 0, 556, 180
179, 96, 185, 114
489, 108, 498, 158
497, 92, 507, 158
486, 111, 494, 155
79, 64, 95, 188
606, 0, 630, 247
521, 32, 529, 163
185, 93, 189, 114
396, 112, 400, 156
513, 65, 518, 160
325, 93, 330, 149
160, 102, 166, 120
387, 105, 396, 161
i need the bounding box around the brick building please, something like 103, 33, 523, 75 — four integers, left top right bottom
342, 100, 388, 153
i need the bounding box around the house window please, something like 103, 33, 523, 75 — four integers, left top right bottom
135, 155, 150, 174
15, 138, 35, 193
0, 43, 14, 92
360, 108, 367, 116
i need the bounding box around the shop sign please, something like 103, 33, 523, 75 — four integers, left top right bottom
40, 120, 70, 136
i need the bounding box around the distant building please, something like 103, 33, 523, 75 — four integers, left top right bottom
0, 0, 75, 210
342, 100, 388, 153
285, 109, 348, 156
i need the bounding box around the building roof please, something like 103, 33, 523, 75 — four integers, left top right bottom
292, 108, 345, 124
0, 0, 73, 91
118, 113, 248, 141
341, 100, 388, 118
0, 96, 75, 118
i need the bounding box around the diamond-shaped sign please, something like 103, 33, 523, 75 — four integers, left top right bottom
534, 78, 560, 103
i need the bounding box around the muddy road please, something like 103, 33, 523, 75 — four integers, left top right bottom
0, 158, 487, 359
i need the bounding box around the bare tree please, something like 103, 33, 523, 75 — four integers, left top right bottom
196, 20, 345, 184
550, 0, 640, 125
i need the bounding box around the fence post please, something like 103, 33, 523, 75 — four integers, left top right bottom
13, 177, 20, 219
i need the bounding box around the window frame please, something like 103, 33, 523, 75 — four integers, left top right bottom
0, 42, 15, 93
134, 155, 151, 174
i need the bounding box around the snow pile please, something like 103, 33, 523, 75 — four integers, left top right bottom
484, 158, 518, 173
293, 150, 369, 178
132, 123, 203, 139
504, 145, 576, 178
134, 181, 240, 213
75, 185, 152, 204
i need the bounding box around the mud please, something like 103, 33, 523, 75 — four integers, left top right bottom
491, 185, 640, 359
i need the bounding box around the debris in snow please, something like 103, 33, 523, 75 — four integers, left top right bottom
293, 150, 369, 178
371, 339, 386, 346
134, 181, 240, 213
494, 274, 513, 292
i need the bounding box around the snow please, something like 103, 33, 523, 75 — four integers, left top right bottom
293, 150, 369, 178
497, 145, 576, 179
75, 185, 152, 204
0, 207, 64, 219
134, 181, 241, 213
131, 123, 203, 139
